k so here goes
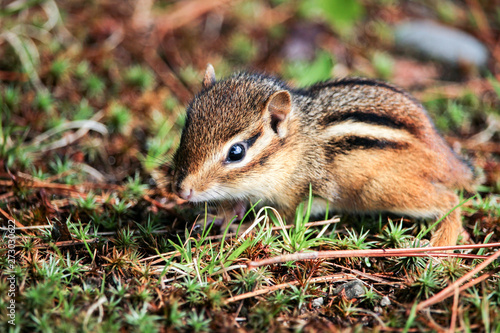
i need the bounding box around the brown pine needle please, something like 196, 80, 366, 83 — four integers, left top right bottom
0, 206, 27, 229
416, 250, 500, 311
331, 263, 391, 284
0, 191, 14, 201
143, 195, 177, 213
34, 238, 99, 249
224, 273, 355, 304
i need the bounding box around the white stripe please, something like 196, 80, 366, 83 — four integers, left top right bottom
324, 120, 410, 141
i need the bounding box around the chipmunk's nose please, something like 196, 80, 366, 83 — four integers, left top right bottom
173, 172, 195, 201
173, 176, 191, 200
178, 188, 193, 201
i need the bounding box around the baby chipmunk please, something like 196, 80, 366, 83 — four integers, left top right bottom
172, 64, 476, 247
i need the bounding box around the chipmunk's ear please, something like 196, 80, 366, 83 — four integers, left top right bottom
265, 90, 292, 137
202, 64, 216, 88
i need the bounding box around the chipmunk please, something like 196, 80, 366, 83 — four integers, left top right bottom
172, 64, 476, 247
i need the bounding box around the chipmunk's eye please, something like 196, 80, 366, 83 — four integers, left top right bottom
226, 143, 246, 163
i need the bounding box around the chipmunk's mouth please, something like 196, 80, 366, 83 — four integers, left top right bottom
232, 200, 248, 219
187, 191, 249, 218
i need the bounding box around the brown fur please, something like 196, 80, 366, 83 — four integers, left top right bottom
172, 67, 477, 246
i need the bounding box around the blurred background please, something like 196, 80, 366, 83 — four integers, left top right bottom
1, 0, 499, 189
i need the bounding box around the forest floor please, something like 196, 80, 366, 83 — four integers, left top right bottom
1, 0, 500, 332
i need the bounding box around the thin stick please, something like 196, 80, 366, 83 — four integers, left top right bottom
248, 243, 500, 268
449, 285, 459, 333
456, 268, 500, 294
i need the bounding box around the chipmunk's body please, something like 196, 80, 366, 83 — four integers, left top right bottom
173, 65, 476, 246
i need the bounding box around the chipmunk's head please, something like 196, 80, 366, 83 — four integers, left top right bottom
172, 65, 295, 203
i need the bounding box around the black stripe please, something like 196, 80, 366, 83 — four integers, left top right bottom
306, 78, 406, 96
257, 149, 272, 166
174, 168, 187, 193
298, 77, 424, 108
325, 136, 407, 161
246, 131, 261, 148
224, 130, 265, 171
319, 111, 413, 132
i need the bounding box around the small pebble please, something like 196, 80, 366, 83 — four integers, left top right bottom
334, 280, 365, 299
380, 296, 391, 307
395, 20, 489, 67
311, 297, 324, 308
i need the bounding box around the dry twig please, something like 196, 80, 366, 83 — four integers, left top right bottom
248, 243, 500, 269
